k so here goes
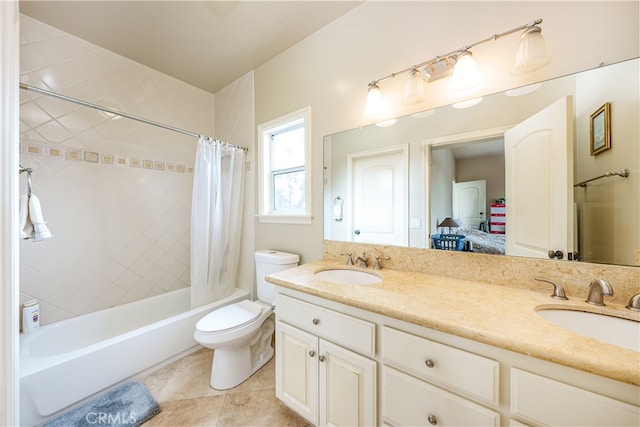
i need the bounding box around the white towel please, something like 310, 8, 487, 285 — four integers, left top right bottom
19, 193, 33, 239
19, 193, 52, 241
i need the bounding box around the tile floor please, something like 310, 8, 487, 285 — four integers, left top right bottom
141, 348, 309, 426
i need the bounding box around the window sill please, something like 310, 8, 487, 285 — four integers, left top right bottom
257, 214, 314, 225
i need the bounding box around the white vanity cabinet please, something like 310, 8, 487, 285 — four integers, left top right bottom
275, 294, 377, 427
273, 286, 639, 427
381, 326, 500, 426
510, 368, 640, 426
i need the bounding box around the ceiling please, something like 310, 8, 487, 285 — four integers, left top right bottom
19, 1, 362, 93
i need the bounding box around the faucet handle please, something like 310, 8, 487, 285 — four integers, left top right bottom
626, 293, 640, 311
340, 252, 354, 265
534, 276, 568, 300
373, 256, 390, 270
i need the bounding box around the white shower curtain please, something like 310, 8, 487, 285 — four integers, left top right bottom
191, 137, 246, 308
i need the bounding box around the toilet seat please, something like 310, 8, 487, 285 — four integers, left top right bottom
196, 300, 263, 334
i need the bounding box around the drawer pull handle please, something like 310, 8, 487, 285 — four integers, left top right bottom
312, 318, 320, 325
427, 414, 438, 425
425, 359, 435, 368
318, 355, 325, 362
309, 350, 316, 358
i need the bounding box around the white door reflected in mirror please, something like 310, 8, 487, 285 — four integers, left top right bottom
505, 96, 574, 259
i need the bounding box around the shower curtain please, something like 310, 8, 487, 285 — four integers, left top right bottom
191, 137, 246, 308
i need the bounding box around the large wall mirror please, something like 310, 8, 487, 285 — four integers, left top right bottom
324, 58, 639, 267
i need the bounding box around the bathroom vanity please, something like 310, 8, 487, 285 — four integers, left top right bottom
267, 260, 640, 427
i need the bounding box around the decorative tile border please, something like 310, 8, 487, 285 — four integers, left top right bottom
20, 142, 193, 174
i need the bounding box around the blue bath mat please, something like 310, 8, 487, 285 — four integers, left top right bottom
41, 381, 160, 427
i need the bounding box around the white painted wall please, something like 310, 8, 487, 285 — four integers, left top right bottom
254, 1, 639, 263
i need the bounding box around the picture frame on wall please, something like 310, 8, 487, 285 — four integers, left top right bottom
590, 102, 611, 155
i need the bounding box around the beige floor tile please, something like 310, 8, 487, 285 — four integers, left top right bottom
218, 388, 309, 427
144, 395, 225, 427
141, 346, 305, 427
141, 358, 181, 398
231, 357, 276, 395
157, 348, 227, 402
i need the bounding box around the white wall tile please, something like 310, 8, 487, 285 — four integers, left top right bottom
19, 15, 215, 325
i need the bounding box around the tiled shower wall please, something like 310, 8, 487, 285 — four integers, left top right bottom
19, 15, 215, 325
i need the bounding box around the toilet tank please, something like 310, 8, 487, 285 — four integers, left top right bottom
255, 250, 299, 304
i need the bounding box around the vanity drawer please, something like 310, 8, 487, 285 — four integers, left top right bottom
511, 368, 640, 426
275, 294, 375, 356
383, 366, 500, 426
382, 326, 499, 404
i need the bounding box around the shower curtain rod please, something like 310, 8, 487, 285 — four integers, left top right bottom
19, 83, 248, 152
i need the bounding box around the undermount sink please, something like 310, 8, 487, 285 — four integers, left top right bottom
314, 269, 382, 285
536, 308, 640, 352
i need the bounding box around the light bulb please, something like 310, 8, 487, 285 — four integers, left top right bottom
403, 68, 425, 104
363, 83, 391, 118
511, 25, 551, 76
451, 50, 480, 92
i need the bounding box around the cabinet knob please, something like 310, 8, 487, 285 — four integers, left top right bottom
425, 359, 435, 368
318, 355, 325, 362
312, 318, 320, 325
427, 414, 438, 425
309, 350, 316, 357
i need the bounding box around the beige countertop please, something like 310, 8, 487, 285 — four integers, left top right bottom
266, 259, 640, 387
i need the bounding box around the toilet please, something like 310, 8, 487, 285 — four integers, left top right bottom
194, 249, 299, 390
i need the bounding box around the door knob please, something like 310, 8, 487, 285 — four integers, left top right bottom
354, 229, 361, 235
548, 250, 564, 260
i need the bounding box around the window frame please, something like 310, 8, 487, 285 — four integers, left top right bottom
258, 106, 312, 224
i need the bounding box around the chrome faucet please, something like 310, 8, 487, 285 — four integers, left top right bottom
354, 252, 368, 268
585, 279, 614, 306
626, 293, 640, 311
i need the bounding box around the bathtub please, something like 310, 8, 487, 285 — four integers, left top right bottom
20, 287, 248, 426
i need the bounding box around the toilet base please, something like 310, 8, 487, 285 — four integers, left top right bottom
209, 316, 275, 390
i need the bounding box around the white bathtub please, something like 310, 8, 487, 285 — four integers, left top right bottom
20, 287, 248, 426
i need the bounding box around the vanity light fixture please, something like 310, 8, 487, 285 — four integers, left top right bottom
511, 25, 552, 76
451, 50, 480, 92
403, 67, 426, 104
363, 19, 551, 118
364, 82, 391, 118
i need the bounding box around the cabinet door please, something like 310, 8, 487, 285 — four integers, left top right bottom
276, 321, 318, 425
319, 339, 377, 427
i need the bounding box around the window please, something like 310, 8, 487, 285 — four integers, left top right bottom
258, 107, 312, 224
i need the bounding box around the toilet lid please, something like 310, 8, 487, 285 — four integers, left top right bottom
196, 300, 262, 333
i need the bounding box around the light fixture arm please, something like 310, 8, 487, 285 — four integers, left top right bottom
366, 18, 543, 87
